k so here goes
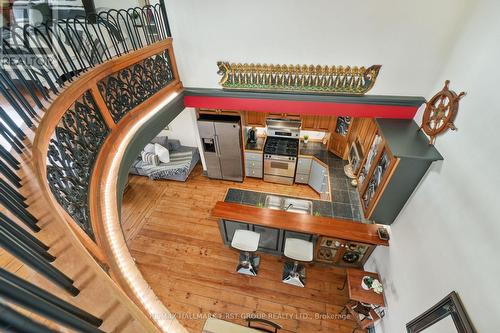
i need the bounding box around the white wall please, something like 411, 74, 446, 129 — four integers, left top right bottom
166, 0, 471, 96
159, 108, 198, 146
366, 1, 500, 332
158, 107, 207, 169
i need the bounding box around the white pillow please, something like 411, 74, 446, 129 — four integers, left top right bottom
141, 151, 159, 166
143, 143, 155, 153
154, 143, 170, 163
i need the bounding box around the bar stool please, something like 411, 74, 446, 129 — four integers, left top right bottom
231, 229, 261, 276
282, 238, 313, 287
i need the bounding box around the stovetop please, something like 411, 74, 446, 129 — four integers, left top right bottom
264, 137, 299, 157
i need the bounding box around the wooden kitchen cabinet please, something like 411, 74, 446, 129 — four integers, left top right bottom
300, 115, 331, 131
300, 115, 317, 130
315, 116, 332, 131
267, 112, 300, 120
197, 108, 241, 117
243, 111, 267, 127
355, 119, 443, 224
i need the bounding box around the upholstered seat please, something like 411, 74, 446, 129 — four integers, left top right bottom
231, 230, 260, 252
283, 238, 313, 262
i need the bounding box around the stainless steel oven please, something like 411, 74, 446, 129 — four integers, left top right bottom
263, 154, 296, 185
263, 119, 301, 185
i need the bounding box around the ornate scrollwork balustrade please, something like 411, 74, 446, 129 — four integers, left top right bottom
34, 38, 180, 254
98, 49, 175, 123
32, 38, 183, 333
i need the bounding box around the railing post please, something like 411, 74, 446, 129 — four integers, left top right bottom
158, 0, 172, 37
0, 231, 79, 296
0, 275, 104, 333
0, 302, 58, 333
0, 269, 103, 327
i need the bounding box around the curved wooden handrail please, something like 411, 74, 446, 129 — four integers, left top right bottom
33, 38, 188, 332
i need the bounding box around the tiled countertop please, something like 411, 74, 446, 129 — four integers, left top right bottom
298, 141, 366, 222
225, 171, 368, 223
299, 141, 330, 164
237, 140, 368, 223
244, 137, 265, 152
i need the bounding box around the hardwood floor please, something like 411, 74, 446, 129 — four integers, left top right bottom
123, 164, 364, 333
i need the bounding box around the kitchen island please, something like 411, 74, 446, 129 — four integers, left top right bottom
211, 189, 389, 268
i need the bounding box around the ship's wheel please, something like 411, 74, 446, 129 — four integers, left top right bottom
420, 80, 465, 145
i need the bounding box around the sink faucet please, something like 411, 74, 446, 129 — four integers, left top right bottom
284, 204, 293, 211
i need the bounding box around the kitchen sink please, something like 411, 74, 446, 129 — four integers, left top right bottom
283, 198, 313, 215
264, 195, 313, 215
264, 195, 283, 211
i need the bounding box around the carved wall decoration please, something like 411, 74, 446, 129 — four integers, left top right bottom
98, 49, 175, 123
420, 80, 465, 145
47, 91, 109, 240
216, 62, 381, 95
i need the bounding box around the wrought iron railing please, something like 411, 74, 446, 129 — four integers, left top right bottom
1, 5, 179, 332
1, 4, 171, 130
2, 4, 173, 242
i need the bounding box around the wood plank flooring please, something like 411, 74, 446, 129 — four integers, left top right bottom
123, 164, 363, 332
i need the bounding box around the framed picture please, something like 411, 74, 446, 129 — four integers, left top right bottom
406, 291, 475, 333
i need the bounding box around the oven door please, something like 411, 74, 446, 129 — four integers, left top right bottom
264, 159, 295, 177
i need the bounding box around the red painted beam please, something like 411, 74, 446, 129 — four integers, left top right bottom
184, 96, 417, 119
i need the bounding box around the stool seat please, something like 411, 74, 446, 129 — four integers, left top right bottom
284, 238, 313, 262
231, 230, 260, 252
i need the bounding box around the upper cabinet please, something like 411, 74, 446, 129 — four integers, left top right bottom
243, 111, 267, 127
356, 119, 443, 225
300, 115, 332, 131
267, 112, 301, 121
197, 108, 241, 117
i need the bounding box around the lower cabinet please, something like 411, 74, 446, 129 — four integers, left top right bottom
220, 220, 249, 243
252, 225, 281, 253
245, 152, 263, 178
219, 219, 316, 256
296, 157, 312, 184
308, 159, 329, 199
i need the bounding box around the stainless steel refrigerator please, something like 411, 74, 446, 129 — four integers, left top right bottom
197, 115, 243, 181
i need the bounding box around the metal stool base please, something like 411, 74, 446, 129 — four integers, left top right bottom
282, 262, 306, 287
236, 253, 260, 276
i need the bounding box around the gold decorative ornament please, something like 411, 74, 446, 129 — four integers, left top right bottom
216, 62, 382, 95
420, 80, 466, 145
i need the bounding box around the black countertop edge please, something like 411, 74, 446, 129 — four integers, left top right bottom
184, 87, 426, 107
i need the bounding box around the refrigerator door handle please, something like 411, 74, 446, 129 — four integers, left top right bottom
214, 135, 221, 157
